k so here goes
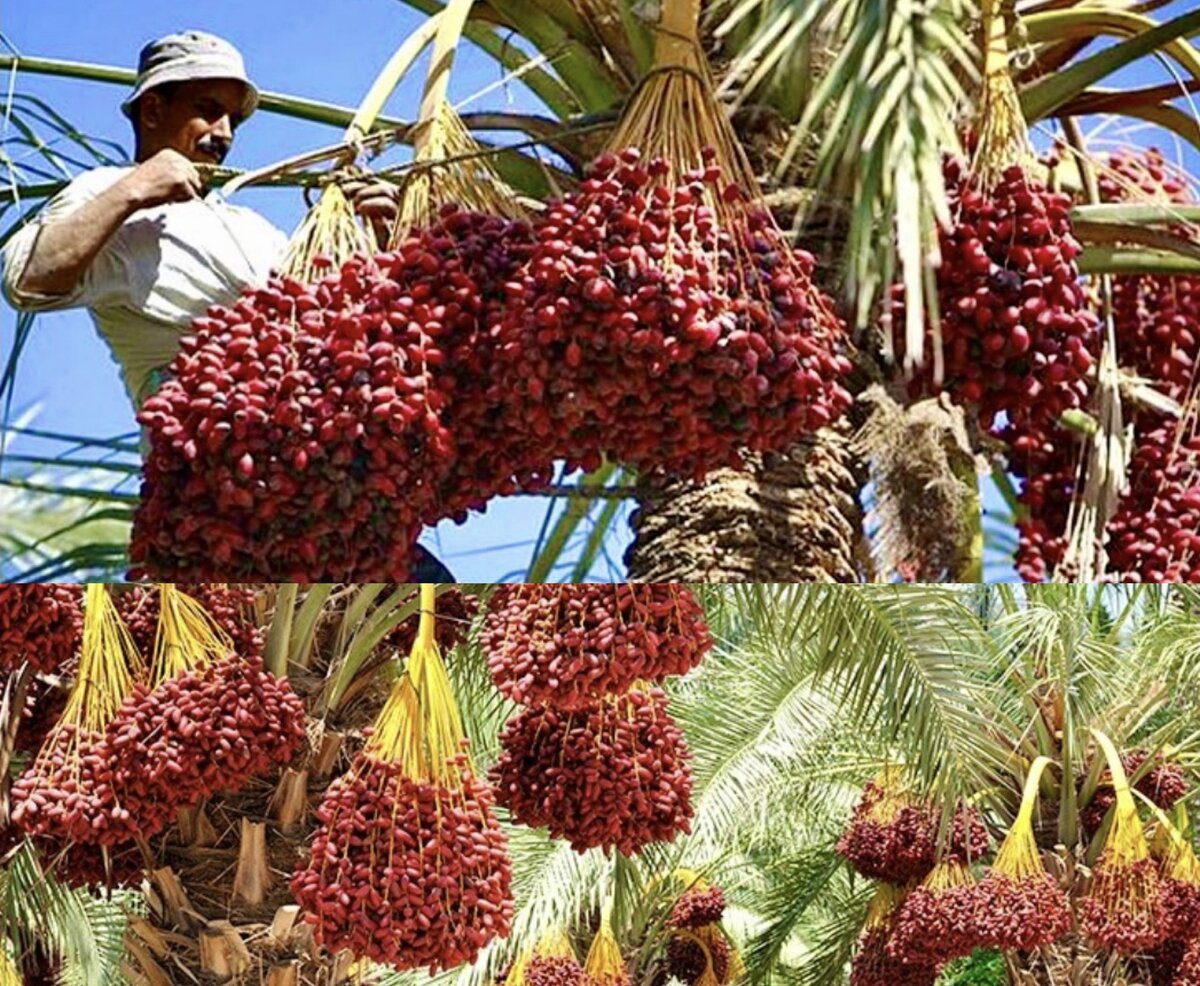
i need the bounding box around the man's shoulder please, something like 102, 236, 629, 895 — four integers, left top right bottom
65, 165, 136, 194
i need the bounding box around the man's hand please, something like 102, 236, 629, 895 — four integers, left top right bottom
121, 149, 204, 209
341, 174, 401, 246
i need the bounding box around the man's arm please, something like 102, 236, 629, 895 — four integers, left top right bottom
15, 149, 205, 300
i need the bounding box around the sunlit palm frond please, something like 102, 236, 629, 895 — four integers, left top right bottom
990, 587, 1125, 722
671, 602, 847, 853
739, 848, 849, 986
802, 586, 1013, 811
714, 0, 976, 366
0, 841, 134, 986
54, 890, 136, 986
0, 462, 133, 582
780, 875, 872, 986
1132, 594, 1200, 702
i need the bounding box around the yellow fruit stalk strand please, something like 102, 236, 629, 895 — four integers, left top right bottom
534, 929, 578, 961
605, 0, 767, 280
1093, 731, 1151, 869
610, 0, 753, 195
672, 867, 709, 893
506, 948, 533, 986
992, 756, 1054, 880
392, 100, 525, 243
388, 0, 524, 242
671, 925, 739, 986
51, 584, 144, 757
507, 929, 579, 986
724, 927, 745, 985
867, 765, 918, 825
281, 181, 375, 284
971, 0, 1036, 187
865, 882, 908, 929
152, 583, 236, 685
1152, 809, 1200, 886
366, 584, 468, 789
1087, 729, 1160, 926
0, 945, 20, 986
921, 859, 976, 893
585, 914, 629, 986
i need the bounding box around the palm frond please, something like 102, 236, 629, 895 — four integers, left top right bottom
783, 877, 873, 986
804, 587, 1011, 806
740, 849, 848, 986
0, 841, 134, 986
716, 0, 976, 366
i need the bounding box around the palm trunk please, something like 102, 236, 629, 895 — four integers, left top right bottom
124, 768, 349, 986
122, 674, 355, 986
1009, 938, 1139, 986
625, 424, 866, 582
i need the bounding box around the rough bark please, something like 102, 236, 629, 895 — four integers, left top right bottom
626, 425, 866, 582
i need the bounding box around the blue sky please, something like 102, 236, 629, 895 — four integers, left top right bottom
2, 1, 1198, 583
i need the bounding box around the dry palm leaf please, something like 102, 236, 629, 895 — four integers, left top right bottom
854, 386, 985, 581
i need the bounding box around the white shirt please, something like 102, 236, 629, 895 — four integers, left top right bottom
1, 166, 288, 408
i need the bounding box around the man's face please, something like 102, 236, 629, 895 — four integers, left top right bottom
138, 79, 247, 165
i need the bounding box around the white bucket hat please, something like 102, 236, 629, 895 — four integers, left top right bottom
121, 30, 259, 120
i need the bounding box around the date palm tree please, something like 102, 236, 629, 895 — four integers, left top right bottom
3, 1, 1200, 581
6, 583, 1200, 985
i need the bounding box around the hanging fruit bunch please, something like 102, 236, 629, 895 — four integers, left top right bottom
660, 872, 739, 986
895, 0, 1098, 437
669, 877, 727, 930
584, 916, 633, 986
116, 583, 263, 659
11, 668, 71, 756
900, 158, 1097, 431
524, 930, 586, 986
382, 97, 546, 520
1095, 150, 1200, 582
973, 757, 1071, 951
129, 11, 540, 581
490, 685, 694, 856
0, 816, 143, 891
291, 585, 513, 973
105, 585, 306, 834
0, 585, 82, 674
849, 884, 943, 986
27, 833, 143, 890
885, 860, 983, 965
1079, 731, 1167, 953
1102, 415, 1200, 582
1099, 149, 1198, 405
384, 584, 479, 655
1149, 938, 1189, 986
1152, 813, 1200, 943
483, 584, 712, 710
1015, 148, 1200, 582
11, 585, 146, 847
130, 181, 437, 581
491, 0, 851, 482
1079, 749, 1189, 835
883, 0, 1099, 583
1179, 939, 1200, 986
665, 925, 737, 986
836, 767, 990, 883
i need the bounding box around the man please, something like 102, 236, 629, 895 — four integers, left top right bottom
1, 30, 453, 581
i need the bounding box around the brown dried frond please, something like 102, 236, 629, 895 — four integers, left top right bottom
1057, 340, 1131, 583
854, 386, 983, 581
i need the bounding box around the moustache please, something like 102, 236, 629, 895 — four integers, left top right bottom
195, 137, 230, 165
